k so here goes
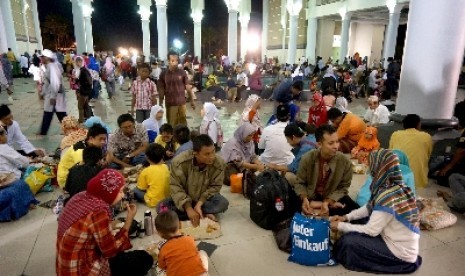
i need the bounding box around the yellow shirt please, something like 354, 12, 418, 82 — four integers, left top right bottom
57, 147, 84, 187
154, 136, 180, 151
136, 164, 170, 208
389, 128, 432, 188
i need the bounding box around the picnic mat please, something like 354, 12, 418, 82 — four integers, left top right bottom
179, 217, 222, 240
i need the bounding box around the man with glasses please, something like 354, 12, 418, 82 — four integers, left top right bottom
107, 113, 148, 168
0, 104, 44, 157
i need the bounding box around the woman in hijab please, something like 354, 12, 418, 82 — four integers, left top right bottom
39, 50, 67, 135
102, 57, 116, 99
240, 94, 262, 153
331, 149, 422, 274
142, 105, 164, 143
56, 169, 153, 276
200, 102, 222, 148
60, 116, 88, 154
308, 92, 328, 127
351, 126, 380, 165
72, 56, 93, 123
221, 123, 265, 185
356, 149, 416, 206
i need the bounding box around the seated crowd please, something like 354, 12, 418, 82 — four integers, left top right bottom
1, 77, 465, 275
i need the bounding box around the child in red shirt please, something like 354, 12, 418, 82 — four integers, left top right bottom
155, 211, 208, 276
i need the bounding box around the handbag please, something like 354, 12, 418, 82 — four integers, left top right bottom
24, 167, 55, 195
288, 213, 336, 266
272, 218, 292, 253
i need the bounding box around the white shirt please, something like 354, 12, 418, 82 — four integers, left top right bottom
20, 56, 29, 68
151, 67, 161, 80
5, 121, 36, 154
237, 72, 248, 87
258, 121, 294, 166
364, 104, 391, 125
0, 144, 30, 179
338, 205, 420, 263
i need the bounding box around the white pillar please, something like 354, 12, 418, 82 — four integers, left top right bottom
396, 0, 465, 119
287, 0, 302, 65
262, 0, 269, 61
191, 0, 204, 61
81, 0, 94, 53
30, 0, 43, 51
71, 0, 86, 54
239, 16, 249, 62
281, 0, 287, 62
305, 0, 317, 64
21, 0, 30, 54
339, 11, 351, 62
383, 3, 402, 67
226, 0, 239, 63
0, 0, 18, 55
0, 3, 9, 53
193, 21, 202, 60
156, 0, 168, 61
138, 0, 152, 62
83, 16, 94, 53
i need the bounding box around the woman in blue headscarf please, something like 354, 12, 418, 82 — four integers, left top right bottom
331, 149, 422, 274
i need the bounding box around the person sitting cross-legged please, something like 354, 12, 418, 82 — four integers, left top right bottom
157, 134, 229, 227
331, 149, 422, 274
133, 143, 170, 208
288, 125, 359, 217
64, 146, 104, 203
107, 113, 148, 169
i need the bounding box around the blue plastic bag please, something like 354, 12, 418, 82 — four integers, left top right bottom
288, 213, 336, 266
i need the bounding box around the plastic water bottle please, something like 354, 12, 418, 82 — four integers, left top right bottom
275, 198, 284, 212
144, 210, 153, 236
53, 195, 65, 217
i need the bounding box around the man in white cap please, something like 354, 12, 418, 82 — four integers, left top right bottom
38, 49, 67, 135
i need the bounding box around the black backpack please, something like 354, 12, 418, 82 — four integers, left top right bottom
250, 170, 293, 230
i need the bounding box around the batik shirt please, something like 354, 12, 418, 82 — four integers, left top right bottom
108, 124, 148, 157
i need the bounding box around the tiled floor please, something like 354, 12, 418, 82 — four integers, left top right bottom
1, 79, 465, 276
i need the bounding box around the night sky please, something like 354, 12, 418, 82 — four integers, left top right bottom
37, 0, 262, 52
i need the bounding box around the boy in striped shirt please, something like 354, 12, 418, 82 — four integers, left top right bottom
131, 63, 158, 123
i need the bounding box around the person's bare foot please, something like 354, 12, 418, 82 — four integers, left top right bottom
437, 190, 452, 202
29, 204, 37, 210
205, 214, 218, 222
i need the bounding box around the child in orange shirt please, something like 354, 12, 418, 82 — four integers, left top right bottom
155, 211, 208, 276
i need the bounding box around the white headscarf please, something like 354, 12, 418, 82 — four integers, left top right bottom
104, 57, 114, 72
203, 102, 218, 122
142, 105, 164, 133
241, 94, 262, 130
49, 53, 63, 93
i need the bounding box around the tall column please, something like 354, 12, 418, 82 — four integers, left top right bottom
225, 0, 240, 63
156, 0, 168, 61
287, 0, 302, 65
71, 0, 86, 54
239, 0, 251, 62
383, 3, 402, 67
339, 11, 352, 62
0, 3, 9, 53
191, 0, 204, 61
21, 0, 30, 54
262, 0, 269, 61
396, 0, 465, 119
81, 0, 94, 53
306, 0, 317, 64
0, 0, 18, 55
138, 0, 152, 62
281, 0, 287, 62
30, 0, 43, 51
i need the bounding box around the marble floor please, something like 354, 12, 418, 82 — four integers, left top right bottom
1, 78, 464, 276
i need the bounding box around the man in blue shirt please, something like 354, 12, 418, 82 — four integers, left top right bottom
272, 79, 303, 105
266, 123, 316, 174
